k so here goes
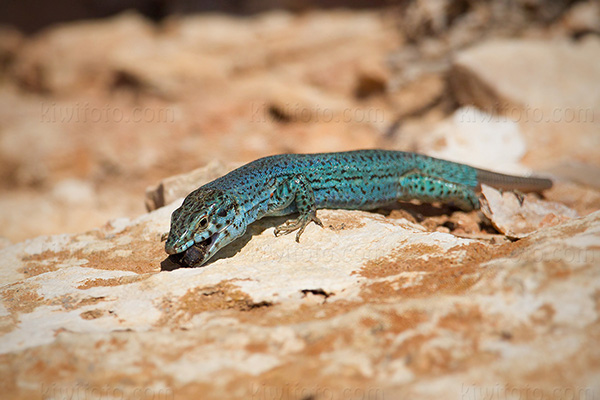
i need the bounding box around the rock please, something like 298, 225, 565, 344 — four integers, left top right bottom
0, 236, 11, 250
415, 106, 530, 174
145, 160, 239, 211
387, 73, 446, 118
51, 179, 95, 206
542, 161, 600, 189
12, 13, 155, 93
0, 27, 23, 77
560, 1, 600, 36
2, 9, 600, 399
450, 38, 600, 171
543, 180, 600, 217
2, 179, 600, 398
480, 184, 579, 239
451, 37, 600, 116
10, 10, 399, 98
256, 78, 355, 123
0, 9, 395, 243
353, 58, 390, 99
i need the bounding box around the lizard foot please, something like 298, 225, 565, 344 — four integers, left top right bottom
274, 211, 323, 242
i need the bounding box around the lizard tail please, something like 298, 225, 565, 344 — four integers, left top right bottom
475, 168, 553, 192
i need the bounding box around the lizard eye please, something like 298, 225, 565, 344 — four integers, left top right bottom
198, 217, 208, 228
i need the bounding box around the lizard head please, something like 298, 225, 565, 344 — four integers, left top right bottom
165, 188, 243, 267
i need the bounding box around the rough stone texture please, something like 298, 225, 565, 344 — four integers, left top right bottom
451, 37, 600, 116
2, 6, 600, 399
1, 189, 599, 399
419, 107, 529, 174
559, 0, 600, 37
450, 37, 600, 169
4, 9, 600, 243
145, 160, 239, 211
0, 10, 397, 242
0, 132, 597, 398
480, 185, 579, 239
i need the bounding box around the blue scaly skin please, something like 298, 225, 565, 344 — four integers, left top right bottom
164, 150, 552, 267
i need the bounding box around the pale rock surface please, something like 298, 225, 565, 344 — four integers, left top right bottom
13, 13, 156, 93
1, 10, 395, 242
418, 107, 530, 174
2, 173, 600, 398
2, 8, 600, 400
480, 184, 579, 238
451, 37, 600, 115
450, 37, 600, 169
145, 160, 239, 211
560, 1, 600, 36
543, 161, 600, 189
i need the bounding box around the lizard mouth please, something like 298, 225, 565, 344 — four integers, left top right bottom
172, 231, 219, 267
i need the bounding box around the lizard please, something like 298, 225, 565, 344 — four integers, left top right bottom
163, 150, 552, 267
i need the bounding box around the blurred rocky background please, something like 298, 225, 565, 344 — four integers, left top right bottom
0, 0, 598, 242
1, 1, 600, 399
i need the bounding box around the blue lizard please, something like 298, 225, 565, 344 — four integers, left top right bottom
164, 150, 552, 267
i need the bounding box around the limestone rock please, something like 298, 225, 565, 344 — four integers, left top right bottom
387, 73, 446, 118
1, 10, 394, 242
12, 13, 155, 93
145, 160, 239, 211
451, 37, 600, 116
2, 9, 600, 399
480, 184, 579, 239
418, 107, 530, 174
543, 161, 600, 189
2, 186, 600, 398
450, 38, 600, 171
561, 1, 600, 36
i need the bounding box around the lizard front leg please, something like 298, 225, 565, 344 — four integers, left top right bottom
267, 174, 323, 242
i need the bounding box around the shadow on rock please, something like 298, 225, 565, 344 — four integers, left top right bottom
160, 216, 289, 271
